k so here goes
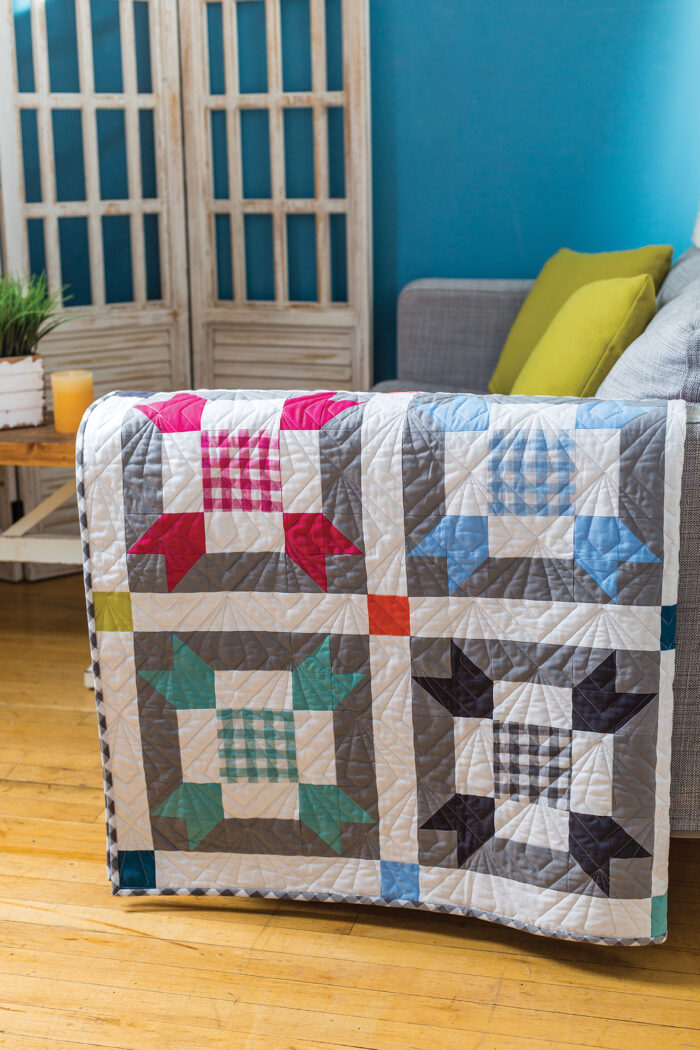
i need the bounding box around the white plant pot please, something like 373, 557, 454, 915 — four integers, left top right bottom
0, 354, 46, 429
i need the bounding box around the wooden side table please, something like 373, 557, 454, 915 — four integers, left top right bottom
0, 418, 82, 564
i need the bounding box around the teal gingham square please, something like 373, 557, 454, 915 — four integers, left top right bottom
218, 709, 298, 782
489, 428, 574, 516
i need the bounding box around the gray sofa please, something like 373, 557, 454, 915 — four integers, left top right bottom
375, 272, 700, 832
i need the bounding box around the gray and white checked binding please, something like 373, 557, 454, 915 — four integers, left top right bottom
112, 882, 652, 946
77, 394, 121, 893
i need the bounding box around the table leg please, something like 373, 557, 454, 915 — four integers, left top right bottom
0, 478, 82, 563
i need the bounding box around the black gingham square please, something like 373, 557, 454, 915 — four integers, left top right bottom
494, 722, 572, 809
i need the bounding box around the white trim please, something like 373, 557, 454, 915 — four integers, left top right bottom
74, 0, 106, 306
0, 0, 25, 274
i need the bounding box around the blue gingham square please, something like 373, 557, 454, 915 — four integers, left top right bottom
489, 428, 574, 516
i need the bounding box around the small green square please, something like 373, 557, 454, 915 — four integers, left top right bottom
651, 892, 667, 938
218, 708, 298, 783
94, 591, 133, 632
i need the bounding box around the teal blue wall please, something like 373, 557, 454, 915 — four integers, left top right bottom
370, 0, 700, 379
13, 1, 700, 381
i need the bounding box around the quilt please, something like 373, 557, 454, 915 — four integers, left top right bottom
78, 389, 686, 944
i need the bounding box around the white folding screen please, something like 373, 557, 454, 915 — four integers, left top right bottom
0, 0, 373, 579
180, 0, 373, 389
0, 0, 190, 370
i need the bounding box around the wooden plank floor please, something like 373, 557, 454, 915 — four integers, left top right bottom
0, 575, 699, 1050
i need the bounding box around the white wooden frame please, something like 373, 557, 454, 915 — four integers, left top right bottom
180, 0, 373, 390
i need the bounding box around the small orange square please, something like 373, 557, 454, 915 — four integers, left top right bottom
367, 594, 411, 636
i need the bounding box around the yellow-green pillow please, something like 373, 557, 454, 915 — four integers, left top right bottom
509, 275, 656, 398
488, 244, 672, 394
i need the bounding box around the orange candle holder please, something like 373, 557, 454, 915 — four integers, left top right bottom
51, 369, 94, 434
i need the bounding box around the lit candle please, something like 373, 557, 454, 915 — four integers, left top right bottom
51, 369, 94, 434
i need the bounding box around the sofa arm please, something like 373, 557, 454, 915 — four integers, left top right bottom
395, 278, 533, 393
672, 407, 700, 829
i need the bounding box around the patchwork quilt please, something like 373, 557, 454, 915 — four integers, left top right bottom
78, 389, 686, 944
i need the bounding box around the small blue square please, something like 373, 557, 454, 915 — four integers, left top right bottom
660, 605, 677, 651
576, 401, 649, 430
381, 860, 420, 902
407, 514, 489, 593
419, 395, 490, 432
118, 849, 156, 889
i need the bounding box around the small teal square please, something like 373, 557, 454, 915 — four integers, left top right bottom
118, 849, 156, 889
660, 605, 677, 651
651, 892, 667, 938
381, 860, 420, 902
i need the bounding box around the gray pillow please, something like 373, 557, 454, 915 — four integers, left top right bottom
596, 277, 700, 401
658, 247, 700, 308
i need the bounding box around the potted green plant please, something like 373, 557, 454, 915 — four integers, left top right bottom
0, 273, 69, 429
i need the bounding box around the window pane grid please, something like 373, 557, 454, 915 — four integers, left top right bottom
8, 0, 356, 317
11, 0, 164, 308
201, 0, 349, 308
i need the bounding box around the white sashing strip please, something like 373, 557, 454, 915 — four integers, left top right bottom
131, 591, 370, 636
98, 631, 153, 850
368, 634, 419, 864
662, 401, 686, 607
154, 851, 382, 897
654, 401, 686, 897
361, 394, 419, 866
409, 596, 662, 653
418, 867, 652, 941
132, 590, 661, 652
82, 397, 141, 591
652, 647, 675, 898
361, 393, 414, 596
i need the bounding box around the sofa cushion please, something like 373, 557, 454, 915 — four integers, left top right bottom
372, 378, 476, 393
658, 247, 700, 307
510, 275, 656, 398
487, 244, 673, 394
596, 277, 700, 401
